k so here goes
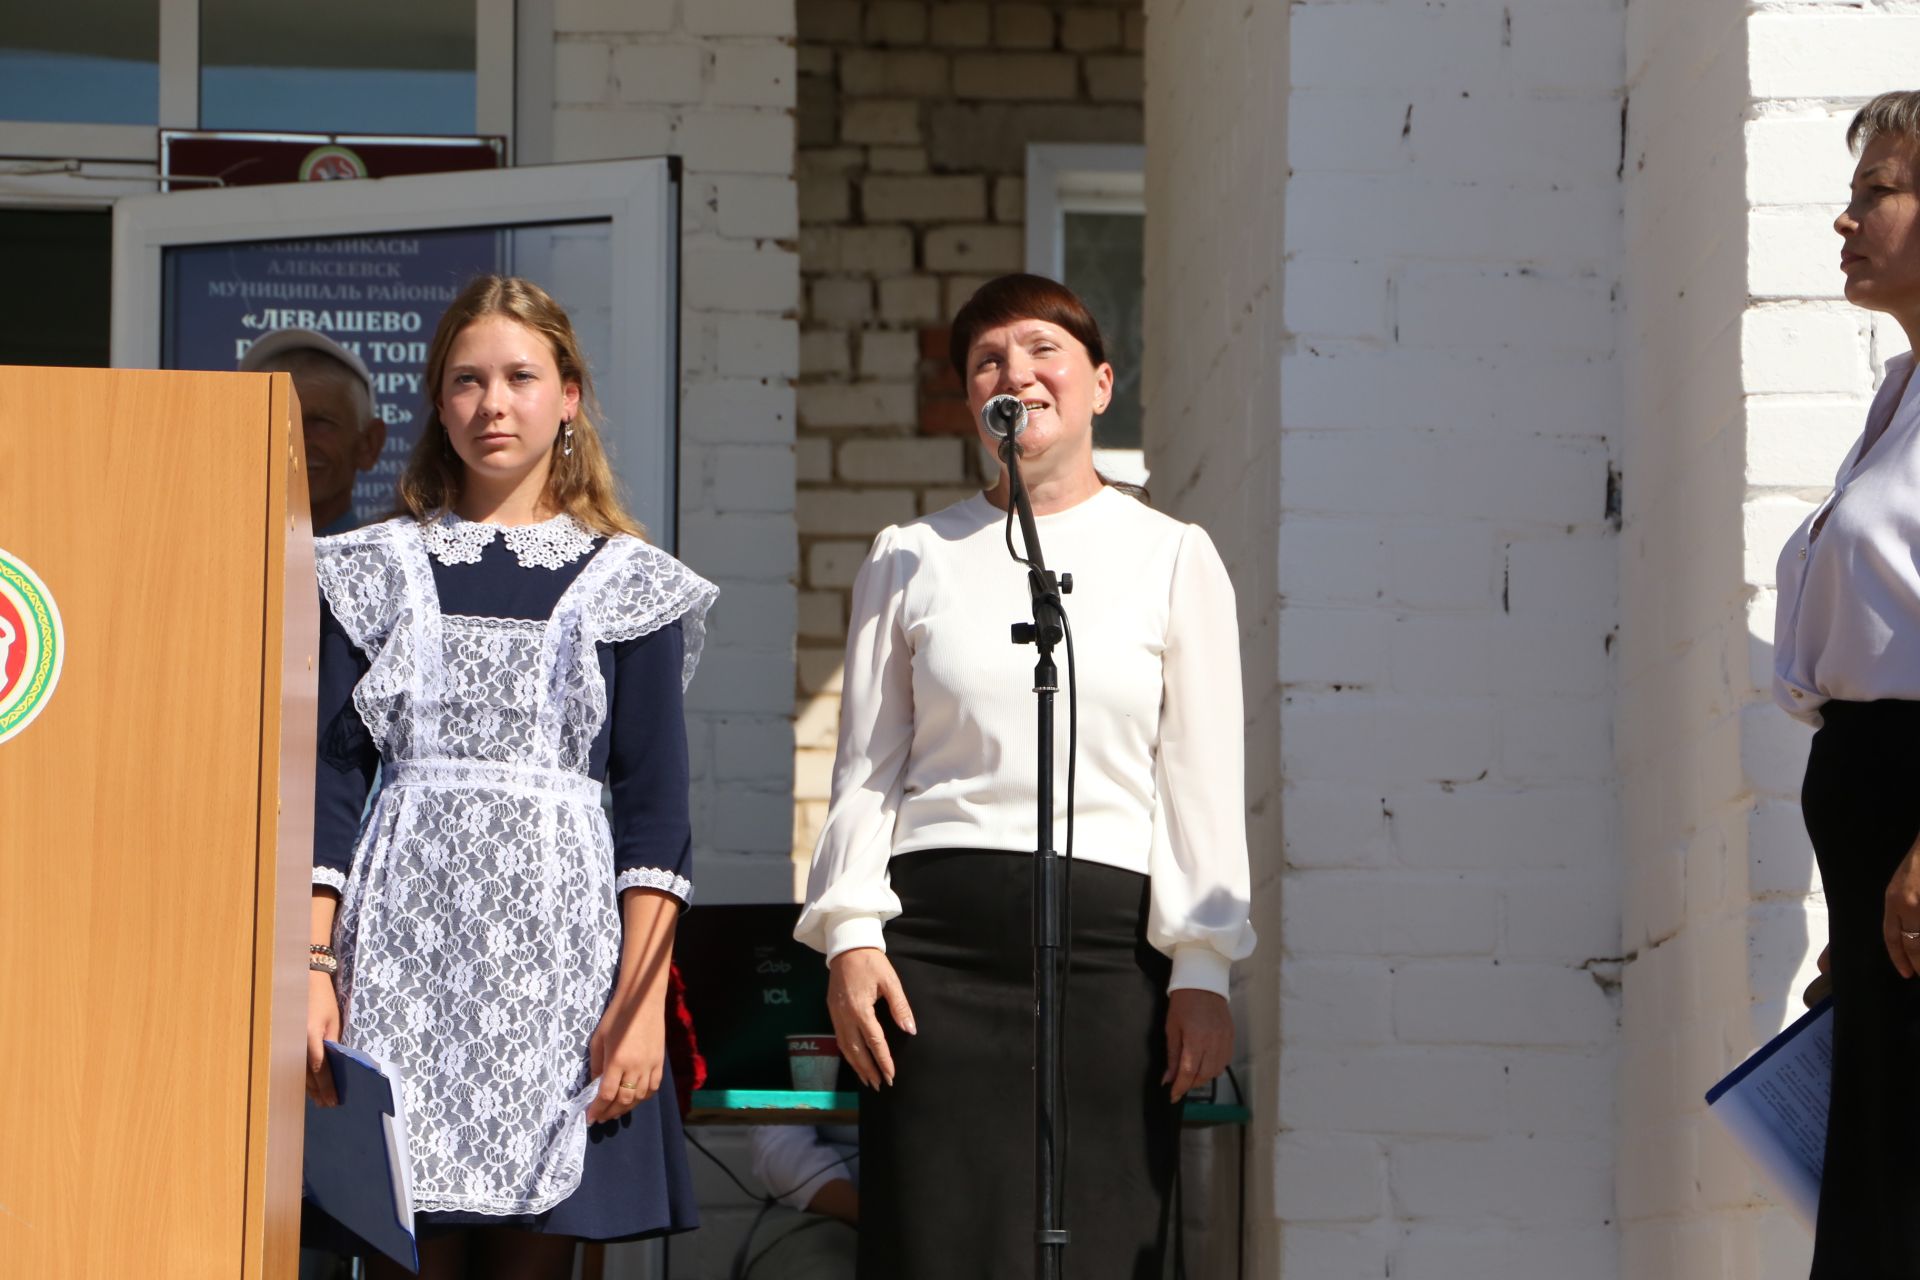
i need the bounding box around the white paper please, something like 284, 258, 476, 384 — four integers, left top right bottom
1706, 1003, 1833, 1229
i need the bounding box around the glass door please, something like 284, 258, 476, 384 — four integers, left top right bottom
110, 158, 680, 545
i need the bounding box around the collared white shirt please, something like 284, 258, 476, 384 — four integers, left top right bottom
1774, 351, 1920, 723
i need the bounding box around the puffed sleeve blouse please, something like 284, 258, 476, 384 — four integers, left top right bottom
795, 486, 1257, 997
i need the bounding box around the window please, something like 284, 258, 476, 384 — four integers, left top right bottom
0, 0, 513, 164
1026, 144, 1146, 483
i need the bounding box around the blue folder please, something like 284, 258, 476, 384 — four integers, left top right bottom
303, 1041, 419, 1274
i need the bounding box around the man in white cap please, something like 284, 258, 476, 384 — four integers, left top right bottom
239, 329, 385, 536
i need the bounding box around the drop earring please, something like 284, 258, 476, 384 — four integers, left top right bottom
562, 417, 575, 457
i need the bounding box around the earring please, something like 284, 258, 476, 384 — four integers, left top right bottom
563, 417, 575, 457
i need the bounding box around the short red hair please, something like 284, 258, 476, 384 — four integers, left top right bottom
948, 273, 1109, 379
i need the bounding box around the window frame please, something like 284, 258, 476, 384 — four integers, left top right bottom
1024, 143, 1147, 484
0, 0, 516, 164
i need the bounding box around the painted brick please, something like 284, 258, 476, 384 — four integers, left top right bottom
801, 330, 852, 378
1392, 1136, 1615, 1222
713, 315, 799, 378
941, 273, 995, 315
709, 43, 796, 108
796, 435, 835, 482
809, 277, 876, 325
801, 225, 915, 274
797, 380, 916, 428
838, 437, 967, 482
952, 52, 1077, 100
799, 176, 853, 224
928, 102, 1143, 172
840, 49, 952, 97
610, 43, 704, 103
868, 146, 928, 173
551, 106, 673, 161
798, 0, 861, 43
553, 42, 614, 103
842, 99, 922, 145
1392, 962, 1619, 1047
554, 0, 674, 33
879, 276, 944, 323
1084, 54, 1143, 103
806, 543, 873, 591
993, 175, 1025, 222
1274, 1132, 1388, 1222
856, 329, 920, 378
797, 589, 845, 639
1742, 304, 1871, 395
863, 174, 988, 221
684, 0, 794, 36
1749, 14, 1920, 99
864, 1, 929, 46
1061, 9, 1121, 52
796, 487, 918, 535
678, 109, 794, 174
685, 242, 801, 312
992, 4, 1055, 50
712, 175, 800, 239
930, 3, 990, 48
707, 445, 797, 513
923, 223, 1024, 272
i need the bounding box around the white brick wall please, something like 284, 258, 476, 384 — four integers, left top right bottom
1150, 0, 1626, 1271
548, 4, 797, 911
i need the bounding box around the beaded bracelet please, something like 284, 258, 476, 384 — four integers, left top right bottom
309, 944, 339, 976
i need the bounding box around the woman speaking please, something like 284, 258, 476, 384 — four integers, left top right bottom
797, 273, 1256, 1277
1774, 90, 1920, 1276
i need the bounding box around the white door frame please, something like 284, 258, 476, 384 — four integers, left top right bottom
110, 158, 682, 545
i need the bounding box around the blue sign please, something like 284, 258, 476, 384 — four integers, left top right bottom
163, 229, 501, 524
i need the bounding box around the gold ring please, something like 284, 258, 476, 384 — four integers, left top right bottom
617, 1083, 638, 1092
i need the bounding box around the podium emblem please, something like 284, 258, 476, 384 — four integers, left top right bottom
0, 549, 63, 744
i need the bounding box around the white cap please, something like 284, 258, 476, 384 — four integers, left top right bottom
238, 328, 377, 412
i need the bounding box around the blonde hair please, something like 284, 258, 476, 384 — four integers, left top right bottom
1849, 90, 1920, 155
398, 274, 646, 539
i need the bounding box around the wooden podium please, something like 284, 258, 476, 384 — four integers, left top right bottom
0, 367, 317, 1278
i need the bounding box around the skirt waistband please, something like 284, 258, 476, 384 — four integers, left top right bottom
383, 759, 604, 803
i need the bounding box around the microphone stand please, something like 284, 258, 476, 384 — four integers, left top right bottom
1000, 433, 1073, 1280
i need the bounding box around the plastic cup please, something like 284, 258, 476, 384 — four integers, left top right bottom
786, 1033, 841, 1091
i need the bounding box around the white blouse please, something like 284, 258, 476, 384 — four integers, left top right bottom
1774, 351, 1920, 723
794, 487, 1257, 997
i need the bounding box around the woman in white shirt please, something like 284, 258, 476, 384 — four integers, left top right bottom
1773, 91, 1920, 1277
796, 274, 1255, 1277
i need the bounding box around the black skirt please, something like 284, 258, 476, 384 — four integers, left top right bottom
1805, 700, 1920, 1278
858, 849, 1180, 1280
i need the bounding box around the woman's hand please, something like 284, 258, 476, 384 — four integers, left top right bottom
1163, 989, 1233, 1102
1884, 836, 1920, 977
588, 886, 678, 1124
307, 970, 342, 1107
827, 947, 916, 1089
586, 987, 666, 1124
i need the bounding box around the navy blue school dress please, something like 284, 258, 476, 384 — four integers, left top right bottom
311, 511, 715, 1241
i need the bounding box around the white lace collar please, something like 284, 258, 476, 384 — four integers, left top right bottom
421, 513, 599, 570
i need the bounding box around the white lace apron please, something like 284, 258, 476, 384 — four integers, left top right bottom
313, 517, 716, 1217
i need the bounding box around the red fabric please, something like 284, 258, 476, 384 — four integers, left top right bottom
663, 962, 706, 1119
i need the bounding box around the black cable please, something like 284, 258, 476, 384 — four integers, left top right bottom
682, 1131, 860, 1280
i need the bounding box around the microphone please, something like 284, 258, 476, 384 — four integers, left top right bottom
981, 394, 1028, 441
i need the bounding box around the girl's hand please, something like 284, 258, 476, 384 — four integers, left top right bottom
827, 948, 915, 1089
587, 988, 666, 1124
307, 971, 342, 1108
1163, 989, 1233, 1102
1885, 836, 1920, 977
